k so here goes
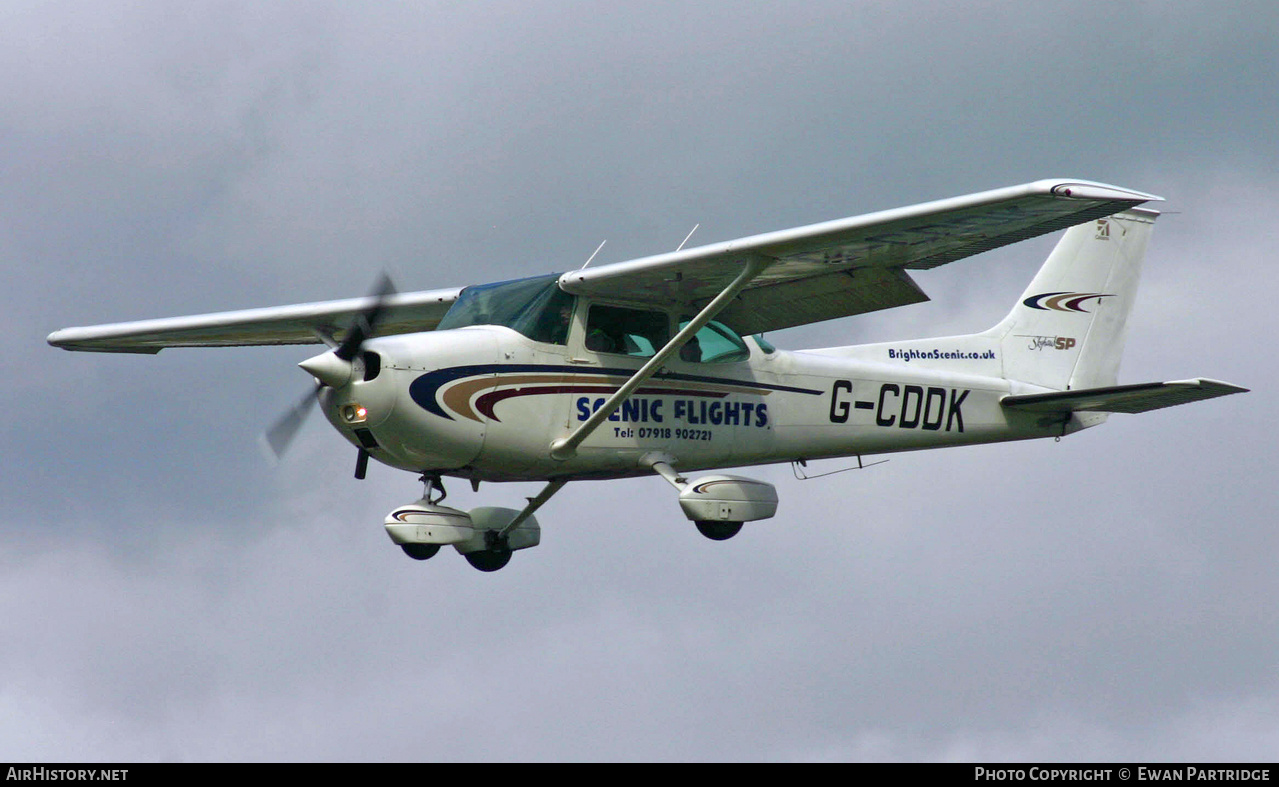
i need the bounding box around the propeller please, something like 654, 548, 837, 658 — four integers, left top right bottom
263, 273, 398, 460
335, 273, 396, 362
264, 382, 323, 459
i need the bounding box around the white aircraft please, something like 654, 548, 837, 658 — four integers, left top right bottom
49, 179, 1247, 571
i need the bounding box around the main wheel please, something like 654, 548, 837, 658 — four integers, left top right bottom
464, 548, 512, 572
401, 543, 441, 561
695, 520, 743, 541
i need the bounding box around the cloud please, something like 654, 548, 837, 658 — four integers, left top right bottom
7, 0, 1275, 761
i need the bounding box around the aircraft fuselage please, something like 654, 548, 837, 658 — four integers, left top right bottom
319, 324, 1086, 482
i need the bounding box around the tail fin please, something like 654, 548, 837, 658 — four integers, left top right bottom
987, 208, 1158, 390
817, 207, 1247, 415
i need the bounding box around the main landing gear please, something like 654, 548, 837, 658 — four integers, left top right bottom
638, 453, 779, 542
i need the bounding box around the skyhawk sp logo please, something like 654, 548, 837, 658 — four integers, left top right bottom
1022, 292, 1112, 312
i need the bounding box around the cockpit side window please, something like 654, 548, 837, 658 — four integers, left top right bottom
436, 274, 575, 346
585, 305, 670, 358
522, 284, 576, 345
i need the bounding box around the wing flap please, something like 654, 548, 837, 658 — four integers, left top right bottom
718, 266, 929, 334
560, 179, 1160, 332
47, 287, 461, 353
1001, 378, 1249, 414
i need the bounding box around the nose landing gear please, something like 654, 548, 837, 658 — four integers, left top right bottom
384, 475, 546, 572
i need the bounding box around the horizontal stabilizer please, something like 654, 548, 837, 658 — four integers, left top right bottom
1001, 378, 1248, 414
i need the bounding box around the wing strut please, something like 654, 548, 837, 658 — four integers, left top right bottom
549, 255, 770, 460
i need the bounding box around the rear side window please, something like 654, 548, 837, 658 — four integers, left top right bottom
584, 305, 669, 358
677, 319, 751, 364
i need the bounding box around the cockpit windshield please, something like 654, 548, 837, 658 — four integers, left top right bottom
436, 273, 576, 345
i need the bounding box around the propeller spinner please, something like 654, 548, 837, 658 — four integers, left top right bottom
264, 274, 397, 460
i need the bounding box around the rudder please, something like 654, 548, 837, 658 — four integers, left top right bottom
987, 208, 1158, 391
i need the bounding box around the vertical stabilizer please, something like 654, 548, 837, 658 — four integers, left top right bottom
988, 209, 1157, 391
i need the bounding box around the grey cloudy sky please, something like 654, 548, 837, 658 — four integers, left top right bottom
4, 0, 1277, 761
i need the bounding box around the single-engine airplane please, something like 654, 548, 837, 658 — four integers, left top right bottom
49, 179, 1247, 571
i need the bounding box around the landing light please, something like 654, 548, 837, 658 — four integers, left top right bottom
342, 404, 368, 424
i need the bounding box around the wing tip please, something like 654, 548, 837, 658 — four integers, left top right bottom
47, 328, 164, 354
1031, 178, 1164, 204
1167, 377, 1251, 395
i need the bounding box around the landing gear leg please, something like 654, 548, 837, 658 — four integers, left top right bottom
420, 472, 447, 504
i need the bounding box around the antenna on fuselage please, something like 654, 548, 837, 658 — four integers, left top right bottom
579, 239, 607, 270
676, 224, 699, 251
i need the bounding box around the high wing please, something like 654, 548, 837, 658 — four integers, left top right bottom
559, 179, 1162, 334
49, 179, 1159, 353
47, 287, 461, 353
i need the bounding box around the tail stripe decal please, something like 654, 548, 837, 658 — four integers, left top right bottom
1022, 291, 1112, 312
